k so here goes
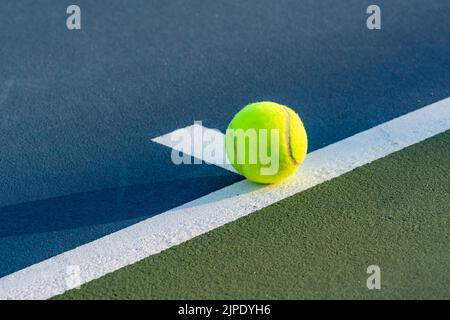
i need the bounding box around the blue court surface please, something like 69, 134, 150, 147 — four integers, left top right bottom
1, 0, 450, 280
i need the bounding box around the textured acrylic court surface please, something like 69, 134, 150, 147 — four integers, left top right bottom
57, 131, 450, 299
1, 0, 450, 278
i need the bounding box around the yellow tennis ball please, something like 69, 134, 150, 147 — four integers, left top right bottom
225, 101, 308, 184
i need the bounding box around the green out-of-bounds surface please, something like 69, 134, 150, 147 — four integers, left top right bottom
57, 131, 450, 299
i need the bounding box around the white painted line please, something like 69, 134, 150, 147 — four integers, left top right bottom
151, 123, 237, 173
1, 98, 449, 300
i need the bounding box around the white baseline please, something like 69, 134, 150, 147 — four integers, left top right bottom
1, 98, 449, 300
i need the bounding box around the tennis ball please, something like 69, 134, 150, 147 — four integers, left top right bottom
225, 101, 308, 184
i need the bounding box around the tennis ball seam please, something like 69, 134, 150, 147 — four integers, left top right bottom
282, 106, 300, 167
